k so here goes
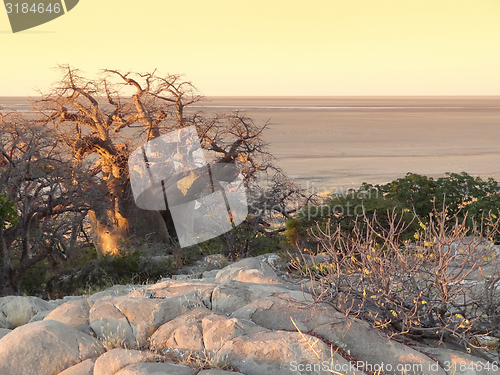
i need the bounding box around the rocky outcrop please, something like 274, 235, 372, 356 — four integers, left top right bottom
0, 255, 498, 375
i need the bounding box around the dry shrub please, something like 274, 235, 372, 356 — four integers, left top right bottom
296, 207, 500, 354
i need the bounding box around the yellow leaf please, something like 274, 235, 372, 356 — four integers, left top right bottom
483, 257, 489, 261
414, 233, 419, 240
370, 295, 377, 299
419, 222, 426, 230
492, 214, 497, 219
421, 301, 427, 304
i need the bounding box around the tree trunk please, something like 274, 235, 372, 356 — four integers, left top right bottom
89, 181, 171, 256
0, 229, 15, 296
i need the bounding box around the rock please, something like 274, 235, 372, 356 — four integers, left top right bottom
0, 314, 9, 329
215, 258, 282, 285
202, 269, 220, 279
28, 310, 51, 323
217, 330, 361, 375
93, 348, 151, 375
0, 328, 11, 339
417, 346, 499, 375
90, 293, 205, 348
149, 307, 265, 353
212, 280, 313, 315
89, 285, 139, 304
172, 273, 203, 280
58, 358, 96, 375
0, 320, 105, 375
44, 299, 92, 334
231, 295, 446, 375
202, 311, 266, 352
115, 362, 195, 375
231, 296, 338, 332
149, 307, 211, 351
48, 296, 86, 308
128, 279, 215, 308
3, 253, 499, 375
0, 296, 53, 328
316, 320, 448, 375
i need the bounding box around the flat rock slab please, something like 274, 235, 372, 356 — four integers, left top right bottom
418, 346, 500, 375
128, 279, 216, 309
212, 280, 313, 315
218, 330, 363, 375
150, 307, 265, 353
0, 320, 105, 375
115, 362, 195, 375
90, 293, 206, 348
90, 285, 139, 304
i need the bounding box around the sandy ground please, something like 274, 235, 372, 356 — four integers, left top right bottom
2, 96, 500, 191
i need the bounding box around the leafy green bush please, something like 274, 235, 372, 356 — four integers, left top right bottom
379, 172, 500, 231
288, 172, 500, 252
0, 193, 18, 230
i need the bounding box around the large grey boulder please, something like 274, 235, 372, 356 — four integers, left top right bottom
218, 330, 363, 375
58, 358, 96, 375
90, 293, 205, 348
212, 280, 313, 315
44, 299, 92, 334
231, 296, 339, 332
128, 279, 216, 309
0, 320, 105, 375
149, 307, 265, 353
89, 285, 139, 304
0, 296, 53, 328
231, 295, 447, 375
215, 258, 283, 285
93, 348, 151, 375
316, 320, 448, 375
417, 346, 499, 375
115, 362, 196, 375
0, 328, 11, 339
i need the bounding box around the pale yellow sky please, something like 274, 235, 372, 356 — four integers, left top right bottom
0, 0, 499, 96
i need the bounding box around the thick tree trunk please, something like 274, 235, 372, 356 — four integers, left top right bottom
0, 229, 16, 296
89, 180, 171, 256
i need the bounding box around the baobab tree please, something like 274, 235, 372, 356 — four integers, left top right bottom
0, 112, 96, 295
37, 66, 281, 256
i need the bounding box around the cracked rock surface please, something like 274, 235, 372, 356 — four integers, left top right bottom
0, 255, 498, 374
